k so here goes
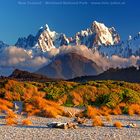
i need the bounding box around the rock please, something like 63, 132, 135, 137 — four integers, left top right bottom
67, 122, 78, 129
47, 122, 78, 129
73, 117, 87, 124
47, 122, 67, 129
127, 123, 137, 128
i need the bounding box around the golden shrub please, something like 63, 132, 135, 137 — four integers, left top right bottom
92, 116, 104, 127
6, 118, 17, 126
105, 115, 111, 122
72, 92, 83, 106
6, 110, 17, 119
87, 106, 100, 118
113, 121, 123, 128
111, 106, 122, 115
128, 104, 140, 115
99, 106, 111, 116
22, 119, 32, 126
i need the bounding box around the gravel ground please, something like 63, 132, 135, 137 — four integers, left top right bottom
0, 115, 140, 140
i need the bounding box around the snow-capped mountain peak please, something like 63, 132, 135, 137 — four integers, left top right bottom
45, 24, 49, 30
39, 24, 50, 31
35, 24, 57, 52
91, 21, 120, 46
0, 41, 9, 53
128, 35, 132, 41
99, 32, 140, 58
15, 20, 121, 52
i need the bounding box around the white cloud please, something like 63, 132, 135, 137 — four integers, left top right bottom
0, 45, 140, 76
0, 46, 50, 75
54, 45, 140, 70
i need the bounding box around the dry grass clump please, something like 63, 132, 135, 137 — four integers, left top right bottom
92, 116, 104, 127
0, 98, 18, 126
105, 115, 111, 122
128, 104, 140, 116
25, 94, 64, 118
71, 92, 83, 106
99, 106, 111, 116
111, 106, 122, 115
0, 99, 13, 111
22, 118, 32, 126
87, 106, 100, 118
113, 121, 123, 128
86, 106, 104, 127
58, 95, 67, 105
6, 110, 17, 119
6, 118, 17, 126
5, 110, 18, 126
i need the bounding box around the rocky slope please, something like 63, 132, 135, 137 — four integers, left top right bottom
36, 52, 103, 79
71, 66, 140, 83
9, 69, 55, 82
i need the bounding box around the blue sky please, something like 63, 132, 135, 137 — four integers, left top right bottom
0, 0, 140, 45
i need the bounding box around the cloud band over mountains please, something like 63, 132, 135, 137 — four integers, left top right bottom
0, 45, 139, 76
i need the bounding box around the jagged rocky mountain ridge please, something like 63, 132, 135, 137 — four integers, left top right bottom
15, 21, 120, 52
99, 32, 140, 57
0, 21, 140, 58
1, 20, 140, 58
0, 41, 8, 51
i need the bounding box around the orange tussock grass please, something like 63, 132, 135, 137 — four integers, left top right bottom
24, 104, 39, 116
58, 94, 67, 105
92, 116, 104, 127
5, 109, 18, 126
72, 92, 83, 106
87, 106, 100, 118
41, 101, 64, 118
128, 104, 140, 116
113, 121, 123, 128
118, 103, 126, 108
111, 106, 122, 115
0, 105, 9, 112
0, 99, 13, 108
22, 119, 32, 126
0, 98, 18, 125
99, 106, 111, 116
6, 118, 17, 126
6, 110, 17, 119
5, 91, 21, 101
105, 115, 111, 122
25, 95, 64, 118
4, 91, 13, 101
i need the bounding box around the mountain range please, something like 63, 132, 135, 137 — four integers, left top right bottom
8, 66, 140, 83
9, 69, 55, 82
70, 66, 140, 83
13, 20, 140, 58
0, 21, 140, 79
15, 21, 120, 52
